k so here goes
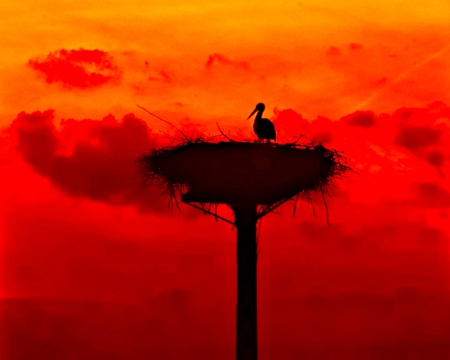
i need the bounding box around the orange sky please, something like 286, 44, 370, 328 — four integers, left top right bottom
1, 1, 450, 359
1, 0, 450, 123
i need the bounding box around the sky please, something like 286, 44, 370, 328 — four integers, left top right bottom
1, 1, 450, 359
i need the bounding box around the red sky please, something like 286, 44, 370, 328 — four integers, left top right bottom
1, 1, 450, 359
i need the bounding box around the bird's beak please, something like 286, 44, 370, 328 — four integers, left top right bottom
247, 107, 257, 120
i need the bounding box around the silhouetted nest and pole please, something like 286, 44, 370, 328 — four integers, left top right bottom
138, 135, 350, 224
137, 105, 351, 360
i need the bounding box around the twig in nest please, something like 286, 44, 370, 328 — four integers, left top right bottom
167, 187, 181, 211
234, 127, 245, 138
292, 193, 300, 217
322, 190, 330, 226
137, 104, 189, 141
216, 123, 237, 142
289, 134, 305, 145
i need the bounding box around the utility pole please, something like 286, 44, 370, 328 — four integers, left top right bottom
140, 140, 348, 359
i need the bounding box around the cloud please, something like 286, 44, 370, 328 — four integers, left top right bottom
349, 43, 364, 50
395, 125, 442, 150
2, 101, 450, 359
205, 53, 250, 70
8, 101, 450, 215
28, 49, 121, 88
148, 69, 173, 82
9, 110, 166, 211
0, 296, 233, 360
427, 151, 445, 166
326, 46, 341, 56
0, 197, 235, 357
341, 111, 376, 128
272, 108, 309, 142
256, 210, 450, 357
272, 102, 449, 176
410, 182, 450, 207
9, 110, 59, 168
2, 202, 449, 359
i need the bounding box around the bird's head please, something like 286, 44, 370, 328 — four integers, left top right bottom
247, 103, 265, 119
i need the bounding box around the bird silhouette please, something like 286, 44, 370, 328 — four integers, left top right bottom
247, 103, 276, 143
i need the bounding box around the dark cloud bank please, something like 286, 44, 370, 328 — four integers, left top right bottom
2, 102, 450, 359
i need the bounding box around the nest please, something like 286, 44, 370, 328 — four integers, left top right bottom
138, 137, 350, 209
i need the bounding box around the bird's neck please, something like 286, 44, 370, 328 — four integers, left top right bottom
255, 110, 263, 121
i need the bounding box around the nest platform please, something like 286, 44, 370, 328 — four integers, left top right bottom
139, 141, 346, 206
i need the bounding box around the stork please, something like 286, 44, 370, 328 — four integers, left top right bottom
247, 103, 276, 143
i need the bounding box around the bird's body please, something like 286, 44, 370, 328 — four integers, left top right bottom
247, 103, 276, 142
253, 118, 276, 141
